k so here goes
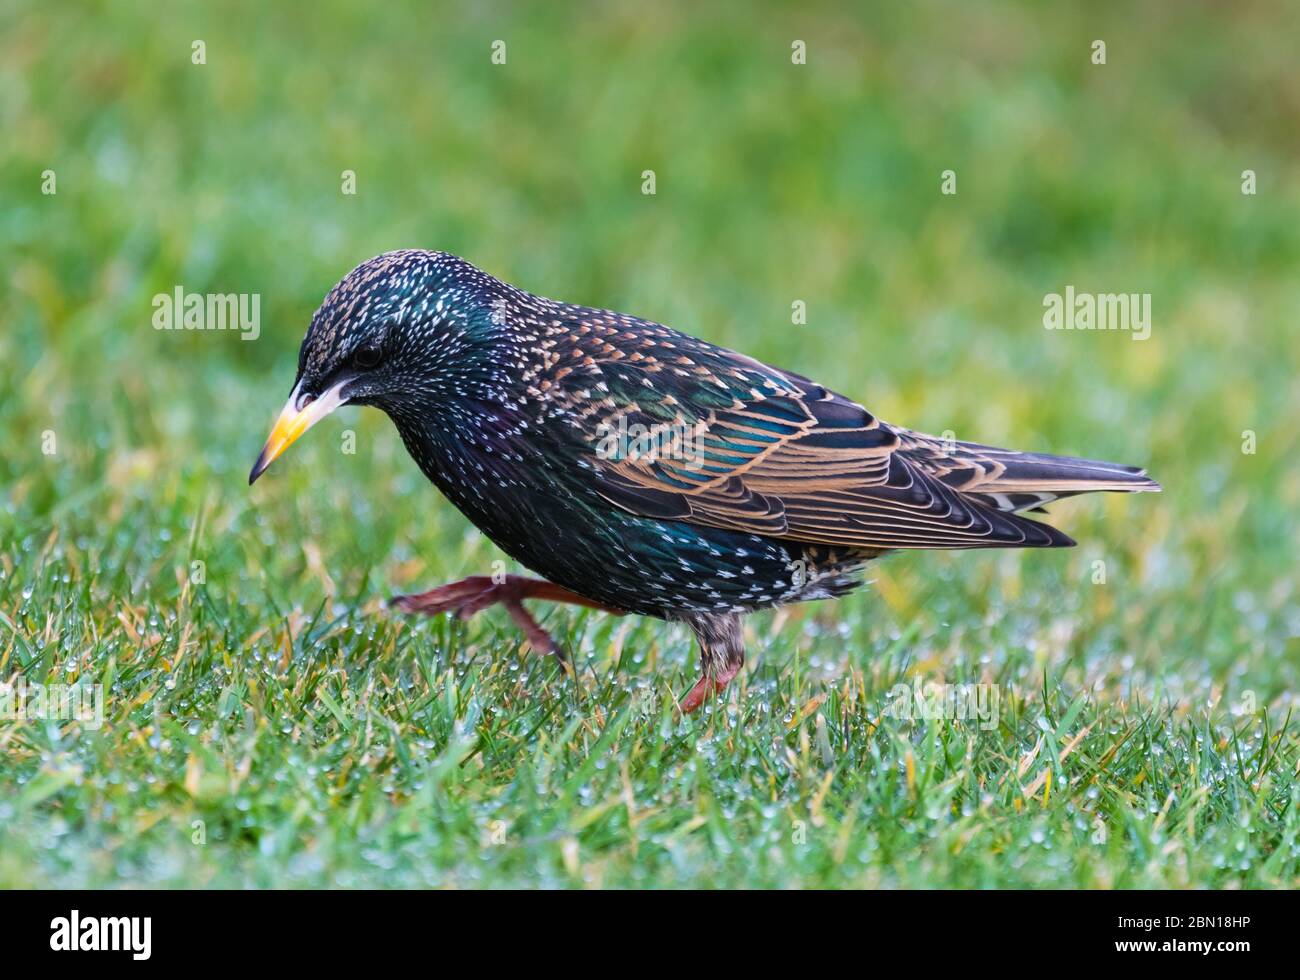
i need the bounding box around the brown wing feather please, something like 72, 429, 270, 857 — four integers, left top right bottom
591, 378, 1079, 551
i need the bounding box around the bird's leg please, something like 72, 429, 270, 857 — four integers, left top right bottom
679, 612, 745, 713
390, 574, 623, 661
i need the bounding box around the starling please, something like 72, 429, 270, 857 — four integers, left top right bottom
250, 251, 1160, 712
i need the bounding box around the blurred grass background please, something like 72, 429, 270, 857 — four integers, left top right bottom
1, 0, 1297, 887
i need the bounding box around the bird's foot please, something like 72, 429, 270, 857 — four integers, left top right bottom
678, 611, 745, 714
390, 575, 622, 661
679, 662, 741, 714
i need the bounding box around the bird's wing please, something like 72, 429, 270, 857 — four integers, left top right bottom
570, 336, 1080, 550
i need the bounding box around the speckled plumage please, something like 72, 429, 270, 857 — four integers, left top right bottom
265, 249, 1160, 709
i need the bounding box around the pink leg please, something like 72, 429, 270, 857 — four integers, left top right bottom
678, 612, 745, 713
391, 575, 623, 660
679, 662, 741, 713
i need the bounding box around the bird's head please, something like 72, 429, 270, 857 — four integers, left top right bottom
249, 249, 506, 484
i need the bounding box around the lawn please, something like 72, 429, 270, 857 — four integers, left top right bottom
1, 1, 1297, 887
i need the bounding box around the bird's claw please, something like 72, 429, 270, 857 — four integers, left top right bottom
678, 664, 740, 714
389, 575, 570, 662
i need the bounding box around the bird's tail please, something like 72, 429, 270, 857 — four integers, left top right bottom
957, 443, 1162, 515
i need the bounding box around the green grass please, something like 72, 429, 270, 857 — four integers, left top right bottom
1, 0, 1298, 887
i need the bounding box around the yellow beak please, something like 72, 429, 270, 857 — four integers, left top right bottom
248, 379, 350, 484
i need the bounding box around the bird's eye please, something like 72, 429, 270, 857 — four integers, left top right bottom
353, 343, 383, 369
